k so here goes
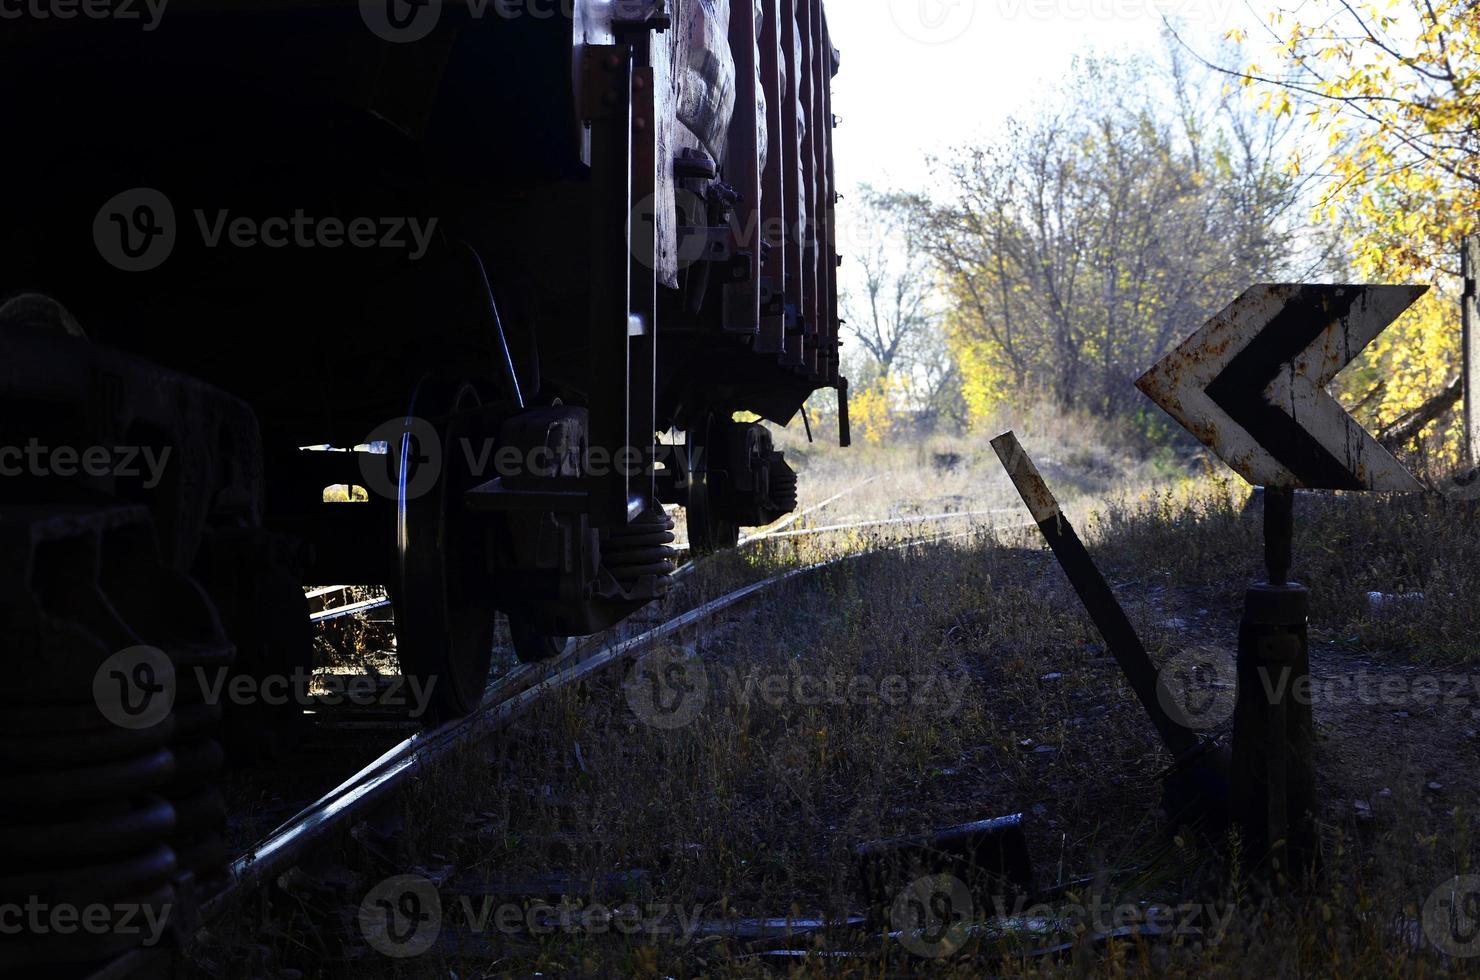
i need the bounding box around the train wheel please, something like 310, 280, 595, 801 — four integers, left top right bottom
392, 377, 498, 721
507, 614, 571, 664
196, 529, 312, 765
685, 410, 739, 555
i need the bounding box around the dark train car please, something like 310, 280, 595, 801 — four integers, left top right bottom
0, 5, 844, 967
0, 1, 845, 718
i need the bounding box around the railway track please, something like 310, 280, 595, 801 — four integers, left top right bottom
302, 475, 882, 623
89, 488, 1027, 978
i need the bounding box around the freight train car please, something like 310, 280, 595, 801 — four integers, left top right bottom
0, 2, 844, 968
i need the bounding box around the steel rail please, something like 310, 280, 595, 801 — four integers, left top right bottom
299, 476, 879, 619
761, 508, 1020, 540
738, 474, 880, 541
309, 596, 392, 623
207, 521, 1002, 922
669, 474, 880, 570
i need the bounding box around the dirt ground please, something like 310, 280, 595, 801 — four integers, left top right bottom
207, 436, 1480, 978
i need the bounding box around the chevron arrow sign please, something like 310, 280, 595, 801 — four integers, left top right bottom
1136, 284, 1427, 492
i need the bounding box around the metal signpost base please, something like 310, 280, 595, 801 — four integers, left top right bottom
1230, 488, 1316, 875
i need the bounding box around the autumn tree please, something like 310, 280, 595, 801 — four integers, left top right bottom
1219, 0, 1479, 461
911, 47, 1319, 427
838, 187, 966, 439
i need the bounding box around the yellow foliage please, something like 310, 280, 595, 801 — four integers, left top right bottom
942, 298, 1015, 427
1249, 0, 1478, 456
850, 375, 900, 445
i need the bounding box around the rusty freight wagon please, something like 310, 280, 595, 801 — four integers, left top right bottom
0, 2, 843, 968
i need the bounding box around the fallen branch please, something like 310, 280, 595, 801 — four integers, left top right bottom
1378, 377, 1462, 450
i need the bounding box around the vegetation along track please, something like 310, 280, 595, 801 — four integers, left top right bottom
89, 482, 1026, 978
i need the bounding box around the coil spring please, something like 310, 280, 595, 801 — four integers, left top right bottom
603, 507, 679, 584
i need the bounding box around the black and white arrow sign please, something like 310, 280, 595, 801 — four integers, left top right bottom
1136, 284, 1426, 492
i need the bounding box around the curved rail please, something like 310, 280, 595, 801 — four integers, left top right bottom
305, 476, 882, 622
210, 515, 1016, 921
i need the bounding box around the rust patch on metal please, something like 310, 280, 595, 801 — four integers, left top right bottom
990, 431, 1061, 523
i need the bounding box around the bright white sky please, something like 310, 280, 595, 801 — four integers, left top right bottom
826, 0, 1263, 194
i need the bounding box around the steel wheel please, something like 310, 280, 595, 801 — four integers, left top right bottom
392, 377, 498, 720
685, 410, 739, 555
507, 614, 571, 664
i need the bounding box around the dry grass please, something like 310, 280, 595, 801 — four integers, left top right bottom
203, 418, 1480, 978
1090, 481, 1480, 664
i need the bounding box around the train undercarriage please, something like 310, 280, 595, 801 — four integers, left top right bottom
1, 3, 844, 968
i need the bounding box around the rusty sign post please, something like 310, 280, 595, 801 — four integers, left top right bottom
1137, 283, 1426, 877
991, 432, 1205, 765
992, 432, 1234, 829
